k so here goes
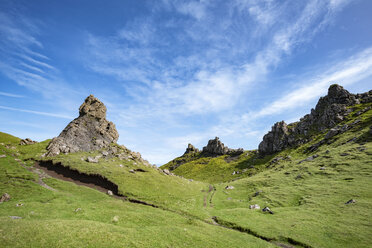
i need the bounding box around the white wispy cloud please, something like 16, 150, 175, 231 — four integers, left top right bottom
0, 105, 73, 119
255, 47, 372, 117
0, 91, 24, 98
0, 11, 81, 109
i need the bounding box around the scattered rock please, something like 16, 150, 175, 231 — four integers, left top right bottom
249, 204, 260, 209
119, 164, 123, 167
0, 193, 10, 202
9, 216, 22, 219
16, 203, 24, 207
107, 190, 113, 196
298, 154, 318, 164
19, 138, 38, 145
346, 137, 357, 143
319, 167, 326, 170
262, 206, 274, 214
225, 186, 234, 190
102, 150, 109, 156
325, 128, 340, 139
202, 137, 243, 156
86, 156, 99, 163
345, 199, 356, 205
340, 153, 349, 156
163, 169, 170, 175
227, 197, 232, 200
0, 154, 6, 158
253, 190, 262, 197
295, 174, 304, 180
188, 179, 193, 182
74, 208, 82, 212
112, 215, 119, 223
45, 95, 119, 156
129, 169, 135, 173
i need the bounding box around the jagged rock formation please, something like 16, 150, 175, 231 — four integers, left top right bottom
184, 143, 199, 155
202, 137, 243, 156
46, 95, 119, 156
259, 84, 372, 155
20, 138, 37, 145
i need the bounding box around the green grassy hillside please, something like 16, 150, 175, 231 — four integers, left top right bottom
0, 132, 273, 248
0, 101, 371, 247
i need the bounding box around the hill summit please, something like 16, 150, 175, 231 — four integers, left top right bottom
45, 95, 119, 156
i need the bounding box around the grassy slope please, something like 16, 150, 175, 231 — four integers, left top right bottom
10, 139, 209, 219
160, 102, 372, 247
161, 151, 276, 184
0, 133, 272, 248
208, 104, 372, 247
0, 102, 371, 247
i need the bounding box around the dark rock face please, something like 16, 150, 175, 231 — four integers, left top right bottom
184, 143, 199, 155
258, 84, 372, 155
258, 121, 294, 155
46, 95, 119, 156
202, 137, 243, 156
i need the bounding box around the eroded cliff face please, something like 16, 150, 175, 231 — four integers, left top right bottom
46, 95, 119, 156
258, 84, 372, 155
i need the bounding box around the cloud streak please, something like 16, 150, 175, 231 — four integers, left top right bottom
0, 91, 24, 98
0, 105, 73, 119
255, 47, 372, 118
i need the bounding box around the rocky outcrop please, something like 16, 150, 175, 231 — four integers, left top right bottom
46, 95, 119, 156
184, 143, 199, 155
20, 138, 38, 145
258, 84, 372, 155
202, 137, 243, 156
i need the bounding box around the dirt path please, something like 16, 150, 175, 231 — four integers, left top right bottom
209, 185, 216, 208
203, 185, 214, 207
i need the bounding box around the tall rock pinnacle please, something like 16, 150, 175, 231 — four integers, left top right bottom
46, 95, 119, 156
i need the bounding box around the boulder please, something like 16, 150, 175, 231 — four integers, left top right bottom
345, 199, 356, 204
45, 95, 119, 156
20, 138, 38, 145
262, 206, 274, 214
86, 156, 99, 163
225, 186, 234, 190
0, 193, 11, 202
249, 204, 260, 209
9, 216, 22, 219
324, 128, 339, 139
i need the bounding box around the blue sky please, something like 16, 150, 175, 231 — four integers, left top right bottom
0, 0, 372, 165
